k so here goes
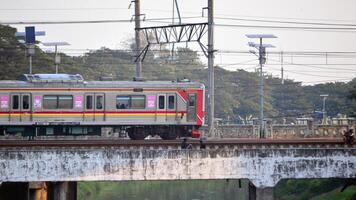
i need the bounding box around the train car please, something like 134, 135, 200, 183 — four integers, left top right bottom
0, 74, 205, 139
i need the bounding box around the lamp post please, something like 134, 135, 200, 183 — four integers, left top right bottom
42, 42, 70, 74
15, 27, 46, 74
320, 94, 329, 124
246, 34, 277, 138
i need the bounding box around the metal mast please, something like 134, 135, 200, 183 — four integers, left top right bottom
320, 94, 328, 124
259, 38, 264, 138
246, 34, 277, 138
42, 42, 70, 74
135, 1, 212, 135
208, 0, 215, 134
134, 0, 142, 78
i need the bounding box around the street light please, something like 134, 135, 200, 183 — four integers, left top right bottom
320, 94, 329, 124
15, 27, 46, 74
42, 42, 70, 74
246, 34, 277, 138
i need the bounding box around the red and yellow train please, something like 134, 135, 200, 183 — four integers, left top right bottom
0, 74, 205, 139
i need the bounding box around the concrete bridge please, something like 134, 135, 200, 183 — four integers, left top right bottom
201, 124, 354, 139
0, 139, 355, 200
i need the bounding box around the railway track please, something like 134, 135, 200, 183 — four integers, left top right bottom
0, 138, 351, 147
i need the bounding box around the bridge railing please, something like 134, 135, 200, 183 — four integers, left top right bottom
201, 124, 354, 139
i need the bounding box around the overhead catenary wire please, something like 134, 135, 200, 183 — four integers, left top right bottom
216, 23, 356, 31
0, 16, 203, 25
214, 17, 356, 27
3, 6, 356, 24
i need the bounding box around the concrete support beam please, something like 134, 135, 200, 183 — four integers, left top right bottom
249, 182, 274, 200
47, 182, 76, 200
0, 147, 355, 188
0, 182, 29, 200
256, 187, 274, 200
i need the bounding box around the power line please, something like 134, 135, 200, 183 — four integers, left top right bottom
215, 17, 356, 27
216, 23, 356, 31
267, 58, 356, 71
0, 7, 129, 11
6, 46, 356, 55
0, 16, 202, 25
267, 65, 354, 79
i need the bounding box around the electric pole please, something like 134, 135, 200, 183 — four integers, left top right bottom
246, 34, 277, 138
28, 45, 35, 74
42, 42, 70, 74
320, 94, 328, 124
281, 51, 284, 85
208, 0, 215, 135
134, 0, 211, 135
134, 0, 142, 78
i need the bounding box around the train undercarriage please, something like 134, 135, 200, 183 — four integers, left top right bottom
0, 125, 201, 140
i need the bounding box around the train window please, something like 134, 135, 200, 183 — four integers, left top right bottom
131, 95, 145, 109
58, 96, 73, 109
168, 95, 175, 109
188, 94, 196, 107
116, 95, 145, 109
12, 95, 19, 110
96, 96, 103, 109
116, 96, 130, 109
158, 96, 165, 109
22, 95, 30, 110
43, 95, 73, 109
86, 96, 93, 110
43, 96, 57, 109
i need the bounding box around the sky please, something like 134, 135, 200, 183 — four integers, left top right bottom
0, 0, 356, 85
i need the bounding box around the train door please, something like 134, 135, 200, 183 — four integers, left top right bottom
9, 93, 31, 122
187, 93, 196, 122
21, 94, 31, 122
84, 93, 105, 122
166, 94, 177, 122
156, 94, 177, 123
156, 94, 166, 123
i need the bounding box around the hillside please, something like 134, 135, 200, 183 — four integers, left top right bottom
1, 24, 356, 200
0, 24, 355, 121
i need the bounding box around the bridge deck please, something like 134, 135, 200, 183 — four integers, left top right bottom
0, 138, 351, 147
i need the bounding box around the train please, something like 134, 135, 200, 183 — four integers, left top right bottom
0, 74, 205, 140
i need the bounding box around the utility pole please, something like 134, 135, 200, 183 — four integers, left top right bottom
320, 94, 328, 124
281, 51, 284, 85
246, 34, 277, 138
15, 27, 46, 74
259, 38, 264, 138
208, 0, 215, 135
134, 0, 211, 134
28, 45, 35, 74
42, 42, 70, 74
134, 0, 142, 78
55, 45, 58, 73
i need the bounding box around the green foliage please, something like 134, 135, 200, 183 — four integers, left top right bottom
275, 179, 356, 200
0, 24, 355, 122
78, 180, 248, 200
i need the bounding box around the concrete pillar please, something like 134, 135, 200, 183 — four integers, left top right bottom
48, 182, 77, 200
248, 182, 256, 200
249, 182, 274, 200
29, 182, 47, 200
256, 187, 274, 200
0, 182, 29, 200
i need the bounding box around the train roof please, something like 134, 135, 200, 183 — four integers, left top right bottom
0, 74, 204, 89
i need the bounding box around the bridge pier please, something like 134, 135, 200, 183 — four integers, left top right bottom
249, 182, 274, 200
47, 182, 77, 200
29, 182, 47, 200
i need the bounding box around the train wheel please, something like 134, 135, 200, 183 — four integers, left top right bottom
127, 127, 147, 140
160, 127, 177, 140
